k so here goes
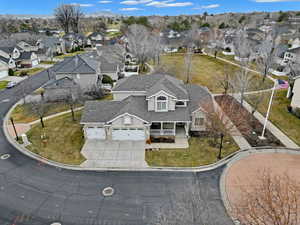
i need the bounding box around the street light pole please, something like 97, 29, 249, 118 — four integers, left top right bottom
259, 81, 277, 139
10, 117, 19, 141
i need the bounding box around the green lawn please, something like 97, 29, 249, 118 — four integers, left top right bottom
40, 61, 56, 64
14, 67, 44, 76
246, 90, 300, 146
11, 102, 82, 123
0, 81, 9, 90
54, 51, 85, 59
146, 136, 239, 167
27, 111, 85, 165
160, 54, 273, 93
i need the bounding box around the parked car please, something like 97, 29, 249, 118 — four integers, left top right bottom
6, 81, 17, 89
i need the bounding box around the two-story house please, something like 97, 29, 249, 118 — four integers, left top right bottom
284, 47, 300, 64
0, 46, 21, 69
80, 74, 213, 144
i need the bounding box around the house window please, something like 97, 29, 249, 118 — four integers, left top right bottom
156, 96, 167, 111
176, 101, 186, 107
195, 118, 204, 126
124, 116, 132, 125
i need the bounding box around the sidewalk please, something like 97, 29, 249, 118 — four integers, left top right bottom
234, 96, 299, 149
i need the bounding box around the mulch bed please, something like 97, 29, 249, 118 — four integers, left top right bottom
215, 95, 284, 147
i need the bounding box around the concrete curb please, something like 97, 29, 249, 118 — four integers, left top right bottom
3, 103, 300, 172
219, 148, 300, 225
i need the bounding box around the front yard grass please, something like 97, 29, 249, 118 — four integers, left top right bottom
40, 60, 56, 64
0, 80, 9, 90
246, 90, 300, 146
160, 54, 273, 93
27, 111, 85, 165
11, 102, 82, 123
15, 67, 44, 76
146, 136, 239, 167
54, 51, 85, 59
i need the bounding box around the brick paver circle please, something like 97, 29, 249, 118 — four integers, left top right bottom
225, 153, 300, 212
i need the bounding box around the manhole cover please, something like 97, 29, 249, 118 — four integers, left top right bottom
50, 223, 62, 225
102, 187, 114, 197
0, 154, 10, 160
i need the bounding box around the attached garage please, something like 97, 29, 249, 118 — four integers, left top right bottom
112, 128, 145, 141
32, 59, 39, 67
85, 127, 106, 140
0, 70, 8, 79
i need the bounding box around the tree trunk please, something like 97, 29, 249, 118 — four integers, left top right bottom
218, 134, 224, 160
40, 117, 45, 128
71, 105, 75, 121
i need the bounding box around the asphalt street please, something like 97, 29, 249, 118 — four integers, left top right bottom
0, 66, 232, 225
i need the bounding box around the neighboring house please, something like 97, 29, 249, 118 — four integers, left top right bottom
87, 32, 106, 48
80, 73, 213, 142
36, 37, 63, 58
52, 54, 101, 90
17, 51, 39, 68
43, 77, 80, 101
0, 46, 21, 68
288, 75, 300, 111
284, 47, 300, 64
17, 41, 38, 52
0, 60, 8, 79
63, 33, 86, 49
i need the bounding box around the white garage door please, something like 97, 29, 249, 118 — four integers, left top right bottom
32, 59, 39, 67
112, 128, 145, 141
0, 70, 8, 79
86, 127, 106, 140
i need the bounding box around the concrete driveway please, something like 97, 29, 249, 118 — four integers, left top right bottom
81, 140, 147, 168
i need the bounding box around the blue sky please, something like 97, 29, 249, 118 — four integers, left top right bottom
1, 0, 300, 16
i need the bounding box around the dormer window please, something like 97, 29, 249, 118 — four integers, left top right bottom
176, 101, 186, 107
156, 96, 168, 112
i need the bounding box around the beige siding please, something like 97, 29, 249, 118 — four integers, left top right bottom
168, 98, 176, 111
113, 92, 145, 101
148, 97, 155, 111
111, 115, 145, 128
291, 79, 300, 109
56, 73, 98, 90
191, 109, 206, 131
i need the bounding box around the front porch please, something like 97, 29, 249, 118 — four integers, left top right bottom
146, 122, 189, 149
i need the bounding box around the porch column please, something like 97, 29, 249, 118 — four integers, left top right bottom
160, 122, 163, 135
173, 122, 176, 135
185, 122, 190, 137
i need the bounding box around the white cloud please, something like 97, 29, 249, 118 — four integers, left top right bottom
120, 0, 151, 5
146, 0, 193, 7
70, 3, 94, 7
201, 4, 220, 9
99, 0, 112, 3
119, 7, 143, 10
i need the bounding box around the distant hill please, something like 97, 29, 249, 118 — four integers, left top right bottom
0, 11, 123, 20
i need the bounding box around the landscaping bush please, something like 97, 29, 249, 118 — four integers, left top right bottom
8, 69, 14, 76
293, 107, 300, 118
19, 71, 28, 77
102, 75, 114, 85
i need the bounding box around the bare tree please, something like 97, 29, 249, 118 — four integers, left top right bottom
29, 99, 48, 128
54, 4, 74, 34
214, 65, 232, 95
70, 5, 83, 33
245, 91, 266, 115
184, 47, 193, 84
230, 67, 254, 106
256, 31, 280, 83
202, 97, 249, 159
126, 24, 158, 72
64, 86, 83, 121
232, 170, 300, 225
233, 29, 253, 64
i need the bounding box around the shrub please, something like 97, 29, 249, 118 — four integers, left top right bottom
293, 107, 300, 118
102, 75, 114, 85
8, 69, 14, 76
19, 71, 28, 77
